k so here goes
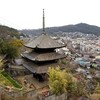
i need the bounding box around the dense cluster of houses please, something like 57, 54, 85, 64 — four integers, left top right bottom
56, 32, 100, 79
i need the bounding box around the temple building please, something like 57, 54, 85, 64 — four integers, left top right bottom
22, 9, 66, 81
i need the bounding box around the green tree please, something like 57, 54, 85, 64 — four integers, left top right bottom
0, 59, 3, 68
0, 39, 7, 54
7, 39, 23, 59
65, 73, 75, 93
73, 81, 88, 97
95, 83, 100, 93
48, 67, 67, 95
9, 39, 23, 48
0, 39, 23, 60
5, 44, 18, 59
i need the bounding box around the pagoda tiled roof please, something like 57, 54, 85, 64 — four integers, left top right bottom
22, 51, 66, 62
23, 60, 66, 74
25, 33, 65, 49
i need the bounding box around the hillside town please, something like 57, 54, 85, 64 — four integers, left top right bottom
0, 30, 100, 100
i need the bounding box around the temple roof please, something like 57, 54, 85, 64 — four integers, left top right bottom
23, 60, 66, 74
25, 34, 65, 49
22, 51, 66, 62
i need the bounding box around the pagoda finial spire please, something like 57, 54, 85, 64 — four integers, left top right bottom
43, 9, 45, 33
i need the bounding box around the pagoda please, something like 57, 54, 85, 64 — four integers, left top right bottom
22, 9, 66, 81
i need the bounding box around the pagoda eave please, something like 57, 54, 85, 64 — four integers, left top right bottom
22, 52, 66, 62
24, 45, 66, 50
24, 34, 66, 49
23, 61, 66, 74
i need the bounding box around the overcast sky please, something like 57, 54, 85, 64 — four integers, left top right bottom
0, 0, 100, 29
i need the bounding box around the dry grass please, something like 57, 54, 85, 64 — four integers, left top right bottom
89, 93, 100, 100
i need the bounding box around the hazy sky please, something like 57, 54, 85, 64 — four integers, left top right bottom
0, 0, 100, 29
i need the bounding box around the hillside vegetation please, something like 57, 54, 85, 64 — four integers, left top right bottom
0, 25, 19, 38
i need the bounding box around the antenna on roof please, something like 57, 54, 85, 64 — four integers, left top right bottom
43, 9, 46, 34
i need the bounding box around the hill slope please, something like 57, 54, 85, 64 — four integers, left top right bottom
0, 25, 19, 38
20, 23, 100, 36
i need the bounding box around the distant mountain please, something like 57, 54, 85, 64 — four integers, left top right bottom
0, 25, 20, 39
20, 23, 100, 36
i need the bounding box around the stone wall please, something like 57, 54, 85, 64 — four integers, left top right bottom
1, 89, 36, 100
38, 93, 67, 100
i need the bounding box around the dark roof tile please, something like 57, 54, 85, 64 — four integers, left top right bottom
23, 60, 66, 74
22, 51, 66, 61
25, 34, 65, 49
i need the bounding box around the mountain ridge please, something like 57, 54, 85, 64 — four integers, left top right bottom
20, 23, 100, 36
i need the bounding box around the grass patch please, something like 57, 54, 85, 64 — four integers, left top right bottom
1, 71, 22, 89
0, 72, 12, 86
